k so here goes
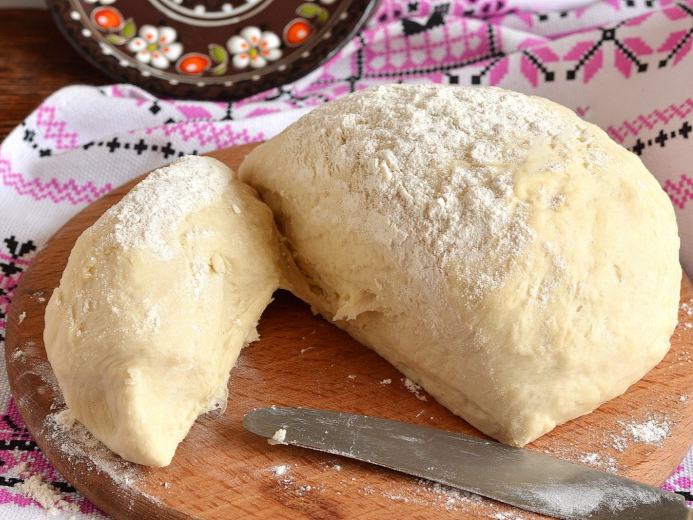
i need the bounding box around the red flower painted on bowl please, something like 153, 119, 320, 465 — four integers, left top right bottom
284, 19, 313, 47
176, 53, 212, 75
91, 6, 124, 31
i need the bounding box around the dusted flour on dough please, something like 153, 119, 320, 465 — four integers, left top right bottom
44, 156, 283, 466
239, 84, 681, 446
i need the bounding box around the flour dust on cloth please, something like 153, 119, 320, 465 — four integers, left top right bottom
1, 0, 693, 517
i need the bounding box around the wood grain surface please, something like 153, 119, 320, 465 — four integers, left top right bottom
0, 10, 109, 141
5, 143, 693, 519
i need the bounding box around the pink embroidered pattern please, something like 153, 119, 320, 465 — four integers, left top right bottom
663, 3, 692, 21
564, 40, 604, 83
144, 121, 262, 149
35, 106, 78, 151
520, 47, 559, 87
242, 107, 284, 118
172, 104, 214, 120
486, 56, 509, 85
657, 3, 693, 68
362, 17, 495, 76
661, 465, 693, 505
0, 155, 112, 205
614, 37, 653, 77
606, 98, 693, 142
658, 29, 693, 66
0, 257, 29, 336
563, 22, 653, 84
0, 400, 105, 515
663, 174, 693, 209
575, 106, 591, 117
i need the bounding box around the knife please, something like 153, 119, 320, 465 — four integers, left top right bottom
243, 407, 692, 520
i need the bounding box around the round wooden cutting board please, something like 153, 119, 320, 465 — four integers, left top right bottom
5, 143, 693, 519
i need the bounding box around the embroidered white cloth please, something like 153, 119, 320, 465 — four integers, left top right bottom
1, 0, 693, 517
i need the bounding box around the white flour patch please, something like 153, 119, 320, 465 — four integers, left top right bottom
626, 420, 671, 444
271, 465, 289, 477
45, 410, 141, 488
578, 452, 618, 473
616, 415, 672, 446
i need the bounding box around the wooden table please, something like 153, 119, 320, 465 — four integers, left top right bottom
0, 9, 110, 142
3, 10, 693, 518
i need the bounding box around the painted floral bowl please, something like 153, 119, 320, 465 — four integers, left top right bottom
47, 0, 379, 100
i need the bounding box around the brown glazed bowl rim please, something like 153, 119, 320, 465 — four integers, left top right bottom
47, 0, 380, 101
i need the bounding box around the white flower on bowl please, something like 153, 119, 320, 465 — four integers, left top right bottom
227, 27, 282, 69
127, 25, 183, 69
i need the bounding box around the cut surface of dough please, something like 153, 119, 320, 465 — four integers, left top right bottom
239, 84, 682, 446
44, 156, 282, 466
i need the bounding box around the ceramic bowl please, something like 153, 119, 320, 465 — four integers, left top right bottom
47, 0, 379, 100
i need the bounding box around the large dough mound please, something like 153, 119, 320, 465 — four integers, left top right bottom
239, 84, 681, 446
44, 156, 282, 466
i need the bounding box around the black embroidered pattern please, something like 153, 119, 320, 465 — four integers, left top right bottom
402, 4, 450, 36
658, 3, 693, 68
0, 236, 36, 343
629, 120, 692, 155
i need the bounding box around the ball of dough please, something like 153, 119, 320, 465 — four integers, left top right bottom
44, 156, 282, 466
239, 84, 681, 446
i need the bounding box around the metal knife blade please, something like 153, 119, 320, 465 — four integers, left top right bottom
243, 407, 692, 520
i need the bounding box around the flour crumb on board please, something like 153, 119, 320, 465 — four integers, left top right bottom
266, 464, 324, 496
402, 378, 427, 401
540, 441, 622, 474
580, 453, 600, 465
680, 301, 693, 316
625, 418, 671, 445
271, 465, 289, 477
578, 453, 618, 473
55, 409, 78, 429
265, 463, 296, 487
606, 414, 672, 454
347, 375, 357, 380
609, 433, 629, 453
45, 409, 141, 488
379, 379, 392, 385
17, 475, 80, 515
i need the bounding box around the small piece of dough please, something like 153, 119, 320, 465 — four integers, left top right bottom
239, 84, 682, 446
44, 156, 282, 466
